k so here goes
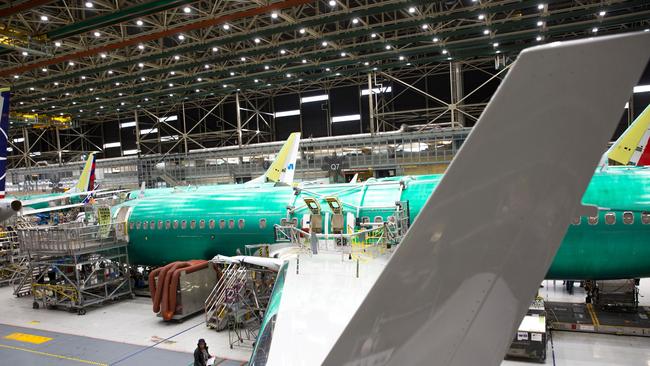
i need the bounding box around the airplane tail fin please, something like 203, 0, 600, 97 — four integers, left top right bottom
73, 152, 97, 193
632, 104, 650, 166
323, 32, 650, 366
249, 132, 301, 185
606, 103, 650, 165
349, 173, 359, 184
0, 90, 9, 199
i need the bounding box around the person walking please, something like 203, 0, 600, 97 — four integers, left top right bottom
193, 338, 211, 366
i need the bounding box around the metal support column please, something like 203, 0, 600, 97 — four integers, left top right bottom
55, 127, 62, 165
368, 73, 375, 135
450, 62, 465, 127
236, 92, 243, 148
182, 102, 188, 155
134, 110, 141, 157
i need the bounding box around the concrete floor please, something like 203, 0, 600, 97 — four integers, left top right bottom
0, 280, 650, 365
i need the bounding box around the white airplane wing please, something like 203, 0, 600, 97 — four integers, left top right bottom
323, 32, 650, 366
22, 202, 87, 215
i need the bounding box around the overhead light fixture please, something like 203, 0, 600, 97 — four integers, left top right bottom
352, 18, 359, 24
42, 68, 47, 72
195, 89, 200, 92
496, 50, 501, 54
340, 52, 346, 57
94, 31, 100, 37
433, 37, 439, 42
29, 87, 34, 90
197, 77, 202, 81
408, 7, 416, 13
264, 65, 270, 70
204, 64, 210, 69
478, 14, 485, 20
274, 110, 300, 118
136, 20, 143, 26
363, 61, 369, 66
592, 27, 598, 33
536, 35, 543, 41
170, 71, 176, 75
328, 0, 336, 7
332, 114, 361, 123
325, 67, 331, 71
240, 56, 246, 61
599, 10, 606, 17
100, 52, 107, 57
178, 34, 185, 40
140, 77, 145, 81
169, 83, 174, 87
85, 2, 93, 8
115, 82, 120, 86
54, 81, 58, 85
537, 20, 544, 26
286, 73, 291, 78
385, 45, 391, 50
271, 12, 278, 19
21, 51, 28, 56
108, 70, 113, 74
81, 75, 86, 79
634, 85, 650, 93
55, 41, 61, 47
493, 42, 499, 47
212, 47, 218, 52
299, 28, 306, 34
422, 24, 428, 29
398, 55, 405, 60
223, 24, 230, 30
254, 79, 259, 83
222, 84, 227, 88
321, 41, 328, 47
183, 6, 191, 13
538, 4, 545, 10
230, 72, 235, 76
302, 59, 307, 63
483, 29, 490, 35
68, 61, 74, 66
371, 33, 377, 38
40, 15, 48, 21
301, 94, 328, 103
442, 49, 448, 54
254, 38, 261, 43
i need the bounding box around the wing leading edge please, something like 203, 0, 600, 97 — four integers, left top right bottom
323, 32, 650, 366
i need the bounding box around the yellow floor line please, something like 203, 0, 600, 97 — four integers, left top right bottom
0, 343, 108, 366
586, 304, 601, 327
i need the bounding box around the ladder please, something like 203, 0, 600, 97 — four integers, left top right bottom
205, 263, 250, 331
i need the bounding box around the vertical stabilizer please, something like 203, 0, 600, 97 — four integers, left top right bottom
632, 104, 650, 166
248, 132, 301, 185
607, 103, 650, 165
0, 90, 10, 199
323, 32, 650, 366
73, 152, 97, 192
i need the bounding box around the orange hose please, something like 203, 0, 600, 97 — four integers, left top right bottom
151, 263, 175, 313
163, 260, 208, 321
160, 262, 190, 319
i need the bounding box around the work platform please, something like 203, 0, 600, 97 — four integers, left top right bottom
546, 301, 650, 337
14, 221, 132, 314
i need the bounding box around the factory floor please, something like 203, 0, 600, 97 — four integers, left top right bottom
0, 280, 649, 365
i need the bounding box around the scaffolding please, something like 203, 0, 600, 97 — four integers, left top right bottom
205, 261, 276, 349
16, 221, 132, 315
0, 226, 24, 287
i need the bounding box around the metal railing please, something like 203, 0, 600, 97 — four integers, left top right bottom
18, 222, 126, 255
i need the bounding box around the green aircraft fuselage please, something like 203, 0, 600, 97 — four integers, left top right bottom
114, 166, 650, 280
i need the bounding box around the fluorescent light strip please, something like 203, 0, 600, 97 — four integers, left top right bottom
6, 147, 12, 152
103, 142, 121, 149
361, 86, 392, 96
274, 110, 300, 118
12, 138, 24, 143
123, 149, 140, 155
158, 115, 178, 122
140, 128, 158, 135
634, 85, 650, 93
332, 114, 361, 123
301, 94, 328, 103
160, 135, 179, 142
120, 121, 137, 128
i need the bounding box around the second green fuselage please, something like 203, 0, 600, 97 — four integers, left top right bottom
115, 166, 650, 280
